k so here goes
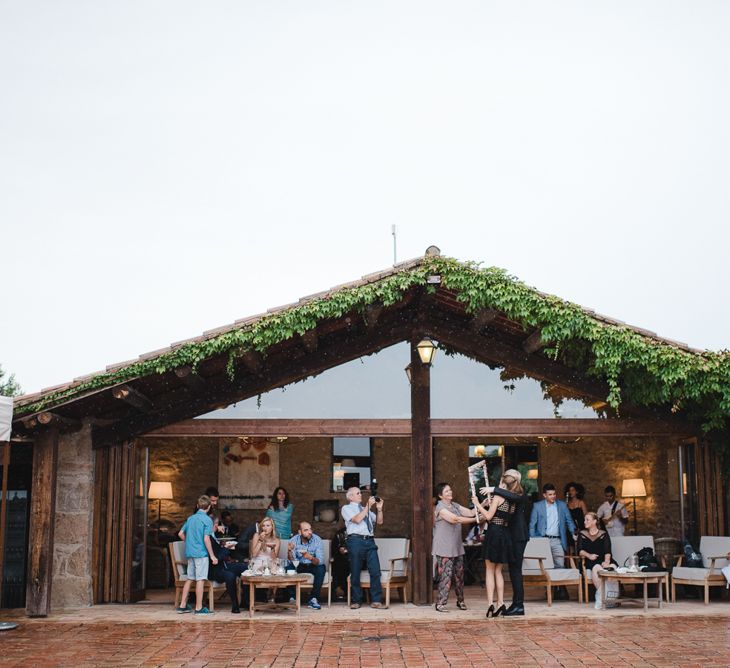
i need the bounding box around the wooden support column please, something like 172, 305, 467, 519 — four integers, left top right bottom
410, 337, 433, 605
26, 427, 59, 617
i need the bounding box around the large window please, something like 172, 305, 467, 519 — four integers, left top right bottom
332, 437, 372, 492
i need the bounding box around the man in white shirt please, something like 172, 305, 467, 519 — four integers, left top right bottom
596, 485, 629, 537
341, 486, 385, 609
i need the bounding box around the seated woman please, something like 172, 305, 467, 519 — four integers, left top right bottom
577, 511, 617, 609
249, 517, 281, 573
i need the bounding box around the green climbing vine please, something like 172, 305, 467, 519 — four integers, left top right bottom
14, 256, 730, 461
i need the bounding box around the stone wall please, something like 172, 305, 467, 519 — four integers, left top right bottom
51, 423, 94, 608
540, 436, 683, 537
434, 435, 683, 538
146, 436, 413, 540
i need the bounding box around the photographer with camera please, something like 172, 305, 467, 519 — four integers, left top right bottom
341, 480, 385, 609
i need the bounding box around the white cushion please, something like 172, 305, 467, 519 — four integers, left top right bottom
545, 568, 581, 582
672, 566, 723, 581
611, 536, 655, 568
699, 536, 730, 569
522, 538, 555, 571
358, 571, 406, 583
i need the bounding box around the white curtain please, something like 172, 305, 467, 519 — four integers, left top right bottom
0, 395, 13, 441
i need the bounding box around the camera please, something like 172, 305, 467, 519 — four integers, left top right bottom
371, 478, 381, 503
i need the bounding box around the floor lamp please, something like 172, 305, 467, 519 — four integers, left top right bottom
622, 478, 646, 535
148, 481, 173, 542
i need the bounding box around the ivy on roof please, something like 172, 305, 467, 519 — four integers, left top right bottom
14, 256, 730, 440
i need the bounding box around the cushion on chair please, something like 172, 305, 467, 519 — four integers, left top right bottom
699, 536, 730, 569
672, 566, 723, 581
545, 568, 581, 582
522, 537, 555, 571
358, 571, 406, 584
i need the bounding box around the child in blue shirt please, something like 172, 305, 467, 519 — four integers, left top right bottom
177, 494, 218, 614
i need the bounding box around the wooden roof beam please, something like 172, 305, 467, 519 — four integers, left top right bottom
174, 365, 206, 392
240, 351, 263, 374
471, 308, 499, 332
111, 385, 153, 412
364, 303, 384, 329
300, 329, 318, 354
523, 329, 545, 354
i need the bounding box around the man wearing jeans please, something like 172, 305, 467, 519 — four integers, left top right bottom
288, 521, 326, 610
529, 482, 576, 600
341, 487, 385, 609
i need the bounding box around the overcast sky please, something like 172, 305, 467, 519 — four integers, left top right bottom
2, 1, 729, 395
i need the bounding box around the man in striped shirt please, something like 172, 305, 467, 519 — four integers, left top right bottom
288, 521, 326, 610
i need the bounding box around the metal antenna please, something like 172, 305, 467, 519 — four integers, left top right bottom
391, 224, 397, 264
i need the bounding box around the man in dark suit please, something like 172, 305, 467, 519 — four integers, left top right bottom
490, 468, 529, 616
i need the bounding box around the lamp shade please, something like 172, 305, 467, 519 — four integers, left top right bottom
148, 481, 173, 500
416, 338, 437, 365
527, 469, 539, 480
621, 478, 646, 498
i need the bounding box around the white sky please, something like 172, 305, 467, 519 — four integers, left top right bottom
2, 1, 729, 395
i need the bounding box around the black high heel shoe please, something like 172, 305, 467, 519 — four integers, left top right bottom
493, 604, 507, 617
485, 604, 495, 618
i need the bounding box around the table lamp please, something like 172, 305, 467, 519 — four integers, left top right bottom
621, 478, 646, 534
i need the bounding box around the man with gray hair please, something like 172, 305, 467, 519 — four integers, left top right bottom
341, 486, 385, 609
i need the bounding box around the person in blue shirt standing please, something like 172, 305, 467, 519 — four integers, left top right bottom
288, 521, 326, 610
529, 482, 576, 600
341, 487, 385, 609
266, 487, 294, 540
177, 495, 218, 614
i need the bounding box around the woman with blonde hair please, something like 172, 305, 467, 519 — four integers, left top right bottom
472, 471, 522, 618
250, 516, 281, 572
577, 511, 616, 609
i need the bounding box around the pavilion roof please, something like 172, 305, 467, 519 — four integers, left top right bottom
12, 250, 729, 441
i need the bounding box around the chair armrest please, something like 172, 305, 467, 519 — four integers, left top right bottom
387, 556, 409, 578
674, 554, 684, 566
523, 555, 548, 576
565, 555, 580, 569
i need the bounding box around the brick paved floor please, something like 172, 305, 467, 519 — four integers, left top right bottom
1, 616, 730, 667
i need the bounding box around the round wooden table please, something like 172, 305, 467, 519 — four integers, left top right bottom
597, 569, 669, 611
240, 574, 309, 618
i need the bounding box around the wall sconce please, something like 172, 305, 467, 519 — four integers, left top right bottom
621, 478, 646, 535
527, 469, 539, 480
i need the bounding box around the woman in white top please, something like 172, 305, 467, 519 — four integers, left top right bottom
250, 517, 281, 572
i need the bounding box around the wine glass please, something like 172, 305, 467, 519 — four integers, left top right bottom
291, 551, 300, 570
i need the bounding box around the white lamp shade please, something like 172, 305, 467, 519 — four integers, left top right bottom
148, 481, 173, 500
621, 478, 646, 498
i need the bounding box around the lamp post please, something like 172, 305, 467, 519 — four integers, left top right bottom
621, 478, 646, 535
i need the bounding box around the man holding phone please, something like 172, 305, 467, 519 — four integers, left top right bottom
341, 486, 385, 609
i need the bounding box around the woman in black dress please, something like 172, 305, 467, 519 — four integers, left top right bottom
577, 511, 616, 608
472, 472, 521, 618
564, 482, 587, 554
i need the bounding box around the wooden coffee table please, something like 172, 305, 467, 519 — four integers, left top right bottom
240, 574, 309, 618
598, 570, 669, 611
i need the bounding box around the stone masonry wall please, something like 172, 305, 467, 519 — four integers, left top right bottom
147, 436, 412, 540
52, 423, 94, 608
434, 435, 683, 538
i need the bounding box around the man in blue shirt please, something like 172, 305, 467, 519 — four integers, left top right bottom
529, 482, 576, 600
177, 495, 218, 614
288, 521, 326, 610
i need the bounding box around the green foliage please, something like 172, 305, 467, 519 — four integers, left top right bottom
0, 365, 21, 397
13, 256, 730, 448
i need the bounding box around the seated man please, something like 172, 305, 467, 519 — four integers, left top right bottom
220, 510, 240, 537
288, 521, 326, 610
209, 529, 249, 614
